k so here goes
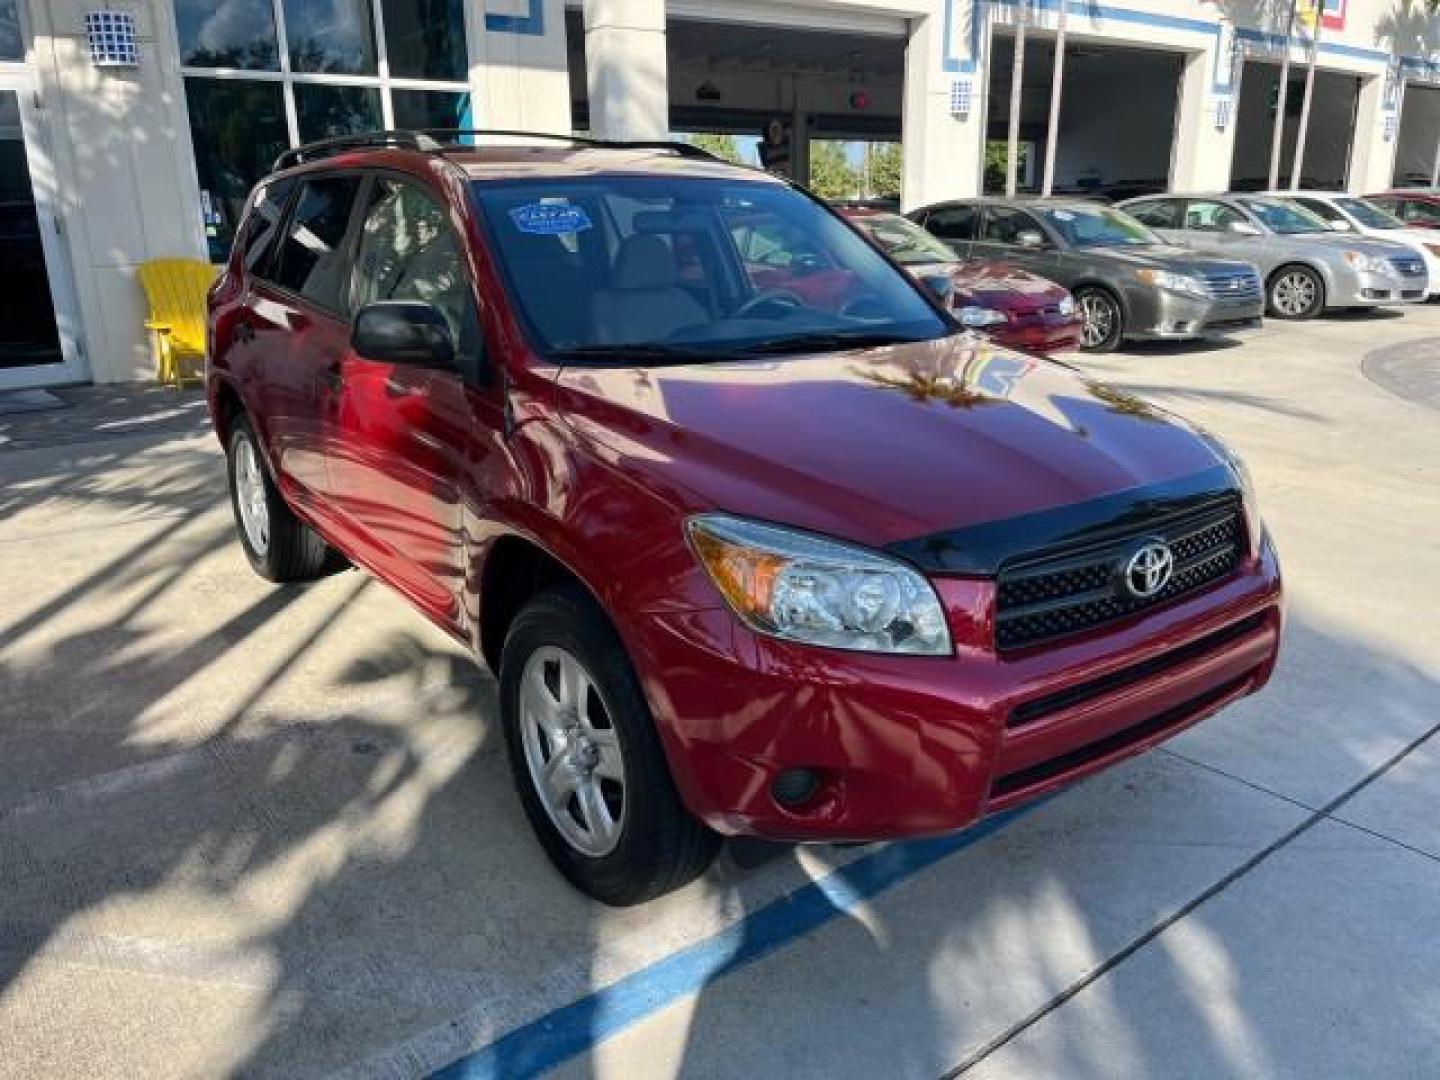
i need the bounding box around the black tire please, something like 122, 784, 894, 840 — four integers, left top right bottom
499, 584, 720, 905
1075, 286, 1124, 352
226, 414, 340, 582
1266, 264, 1325, 320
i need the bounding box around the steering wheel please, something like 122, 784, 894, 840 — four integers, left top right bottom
733, 290, 805, 320
837, 292, 888, 321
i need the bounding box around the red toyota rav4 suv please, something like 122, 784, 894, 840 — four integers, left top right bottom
208, 132, 1283, 905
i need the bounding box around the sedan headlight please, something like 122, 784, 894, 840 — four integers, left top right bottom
1135, 268, 1208, 296
1057, 294, 1076, 317
957, 305, 1009, 328
1343, 250, 1388, 274
687, 514, 952, 655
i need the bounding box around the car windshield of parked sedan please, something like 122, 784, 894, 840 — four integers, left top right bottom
1236, 197, 1329, 235
848, 212, 958, 266
471, 177, 951, 361
1334, 197, 1405, 230
1033, 205, 1160, 249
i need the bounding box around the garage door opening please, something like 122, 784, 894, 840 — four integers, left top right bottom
1230, 61, 1362, 190
565, 9, 904, 198
986, 34, 1184, 200
1393, 83, 1440, 188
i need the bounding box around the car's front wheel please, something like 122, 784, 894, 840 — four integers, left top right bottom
1076, 286, 1124, 352
226, 415, 340, 582
500, 584, 719, 905
1267, 264, 1325, 319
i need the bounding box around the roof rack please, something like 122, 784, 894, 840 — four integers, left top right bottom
420, 129, 720, 161
271, 130, 444, 172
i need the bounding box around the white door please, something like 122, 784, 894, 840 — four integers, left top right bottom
0, 64, 86, 388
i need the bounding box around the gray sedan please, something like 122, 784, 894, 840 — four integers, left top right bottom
908, 198, 1264, 352
1120, 194, 1428, 319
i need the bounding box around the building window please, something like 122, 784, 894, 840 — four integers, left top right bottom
176, 0, 472, 259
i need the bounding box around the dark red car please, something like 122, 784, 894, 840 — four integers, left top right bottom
208, 133, 1282, 905
1365, 190, 1440, 231
840, 206, 1083, 355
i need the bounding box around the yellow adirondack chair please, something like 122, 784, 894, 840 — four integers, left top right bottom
138, 259, 218, 386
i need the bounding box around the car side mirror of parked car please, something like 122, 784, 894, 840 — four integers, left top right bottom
352, 301, 456, 371
1227, 220, 1262, 237
1016, 230, 1046, 249
919, 273, 955, 305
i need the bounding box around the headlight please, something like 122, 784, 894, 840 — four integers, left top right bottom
1136, 268, 1207, 296
687, 514, 952, 655
957, 305, 1009, 328
1057, 294, 1076, 317
1343, 250, 1388, 274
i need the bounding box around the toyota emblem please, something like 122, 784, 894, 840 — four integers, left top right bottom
1121, 539, 1175, 600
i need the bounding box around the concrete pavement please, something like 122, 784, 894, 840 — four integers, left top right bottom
1, 305, 1437, 1078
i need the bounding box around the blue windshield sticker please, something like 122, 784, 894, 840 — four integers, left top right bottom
510, 202, 593, 235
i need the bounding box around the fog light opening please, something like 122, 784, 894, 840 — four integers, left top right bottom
772, 768, 820, 808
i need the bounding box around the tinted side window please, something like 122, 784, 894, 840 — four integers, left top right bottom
354, 177, 481, 362
1294, 197, 1342, 223
271, 174, 364, 311
1184, 200, 1246, 233
982, 206, 1044, 244
234, 175, 296, 274
925, 205, 978, 241
1128, 199, 1182, 228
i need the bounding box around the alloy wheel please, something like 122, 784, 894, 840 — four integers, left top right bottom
234, 436, 271, 555
1272, 272, 1319, 317
519, 645, 627, 858
1080, 293, 1116, 348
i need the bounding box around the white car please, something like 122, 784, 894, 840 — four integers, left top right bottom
1276, 190, 1440, 297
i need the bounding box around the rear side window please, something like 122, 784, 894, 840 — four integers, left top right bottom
982, 206, 1044, 244
353, 177, 482, 362
233, 176, 296, 273
271, 174, 364, 311
1128, 199, 1182, 229
925, 205, 978, 241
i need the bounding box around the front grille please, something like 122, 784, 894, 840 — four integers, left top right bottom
995, 500, 1245, 651
1201, 270, 1262, 301
1390, 255, 1426, 277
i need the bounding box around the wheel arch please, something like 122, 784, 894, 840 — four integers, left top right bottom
477, 533, 604, 675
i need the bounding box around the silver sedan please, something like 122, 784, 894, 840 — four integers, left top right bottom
1120, 194, 1428, 319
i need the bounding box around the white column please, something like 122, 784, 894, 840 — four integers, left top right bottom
1171, 47, 1238, 192
473, 0, 573, 135
901, 12, 983, 210
583, 0, 668, 141
1348, 73, 1396, 194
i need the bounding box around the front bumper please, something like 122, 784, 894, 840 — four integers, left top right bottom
1125, 289, 1264, 341
630, 537, 1283, 841
1331, 266, 1429, 307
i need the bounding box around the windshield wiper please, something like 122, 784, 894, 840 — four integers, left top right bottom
549, 343, 736, 365
737, 331, 928, 356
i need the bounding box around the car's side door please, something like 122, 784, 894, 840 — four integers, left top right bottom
326, 173, 487, 628
1176, 199, 1260, 261
1126, 198, 1186, 246
250, 171, 366, 508
917, 203, 979, 258
973, 205, 1061, 278
1291, 196, 1352, 234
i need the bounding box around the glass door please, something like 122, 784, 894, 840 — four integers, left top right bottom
0, 67, 84, 388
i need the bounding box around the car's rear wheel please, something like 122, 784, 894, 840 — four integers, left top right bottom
1076, 287, 1124, 352
1267, 264, 1325, 320
226, 415, 340, 582
500, 584, 719, 905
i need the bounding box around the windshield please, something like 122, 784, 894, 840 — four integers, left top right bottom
1335, 197, 1405, 230
1033, 205, 1159, 248
470, 177, 950, 360
848, 212, 957, 266
1236, 197, 1329, 235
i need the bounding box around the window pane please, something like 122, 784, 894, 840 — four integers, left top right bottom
355, 178, 479, 358
183, 78, 289, 261
173, 0, 279, 70
283, 0, 377, 74
235, 175, 297, 276
272, 175, 364, 310
391, 89, 472, 133
294, 83, 382, 142
380, 0, 466, 81
0, 0, 22, 60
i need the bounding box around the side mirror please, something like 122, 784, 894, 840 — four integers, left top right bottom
1327, 218, 1353, 232
1227, 220, 1262, 237
920, 273, 955, 304
1016, 229, 1046, 249
352, 301, 455, 370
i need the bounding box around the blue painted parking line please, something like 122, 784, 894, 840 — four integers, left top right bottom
434, 803, 1043, 1080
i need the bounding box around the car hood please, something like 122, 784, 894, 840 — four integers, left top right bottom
555, 333, 1227, 553
1079, 244, 1254, 275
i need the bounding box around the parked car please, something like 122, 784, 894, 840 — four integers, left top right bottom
909, 197, 1264, 352
1272, 191, 1440, 297
208, 131, 1283, 905
839, 206, 1082, 355
1120, 194, 1428, 319
1364, 190, 1440, 232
